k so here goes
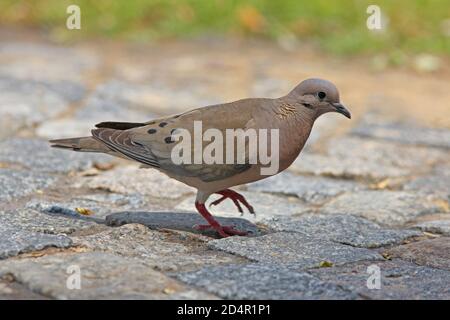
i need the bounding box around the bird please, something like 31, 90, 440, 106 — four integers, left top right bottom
50, 78, 351, 238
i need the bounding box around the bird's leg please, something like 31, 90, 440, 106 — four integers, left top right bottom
194, 202, 247, 237
209, 189, 255, 215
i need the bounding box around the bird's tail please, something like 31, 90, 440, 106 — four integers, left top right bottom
49, 136, 110, 153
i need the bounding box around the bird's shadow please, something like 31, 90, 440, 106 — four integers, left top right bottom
104, 211, 261, 238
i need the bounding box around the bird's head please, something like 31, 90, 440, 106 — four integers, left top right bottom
288, 78, 351, 120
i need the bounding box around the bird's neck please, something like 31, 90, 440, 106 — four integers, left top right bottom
268, 99, 315, 172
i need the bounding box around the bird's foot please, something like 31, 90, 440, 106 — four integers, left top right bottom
195, 201, 247, 238
193, 224, 248, 237
209, 189, 255, 215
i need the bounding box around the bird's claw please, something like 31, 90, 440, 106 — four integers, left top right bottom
209, 189, 255, 216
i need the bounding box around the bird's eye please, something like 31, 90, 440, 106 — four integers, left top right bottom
317, 91, 326, 100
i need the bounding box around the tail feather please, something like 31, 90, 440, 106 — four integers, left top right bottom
49, 136, 110, 153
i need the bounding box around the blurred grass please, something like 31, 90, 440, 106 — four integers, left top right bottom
0, 0, 449, 55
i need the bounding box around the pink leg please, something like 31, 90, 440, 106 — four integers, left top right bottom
209, 189, 255, 215
194, 202, 247, 238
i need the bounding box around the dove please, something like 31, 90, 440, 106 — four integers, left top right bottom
50, 78, 351, 237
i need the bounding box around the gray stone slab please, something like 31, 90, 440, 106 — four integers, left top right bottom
0, 252, 216, 299
320, 191, 444, 226
310, 259, 450, 299
0, 279, 49, 299
0, 168, 56, 202
264, 214, 421, 248
209, 232, 382, 267
26, 192, 155, 220
176, 191, 310, 224
176, 263, 357, 300
0, 138, 112, 173
413, 220, 450, 236
0, 76, 84, 138
77, 165, 195, 199
0, 209, 99, 235
0, 221, 72, 259
386, 237, 450, 271
106, 211, 259, 237
72, 223, 245, 272
290, 136, 447, 180
404, 165, 450, 198
0, 42, 98, 82
352, 112, 450, 149
247, 171, 365, 204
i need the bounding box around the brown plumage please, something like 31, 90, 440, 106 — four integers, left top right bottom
50, 78, 351, 237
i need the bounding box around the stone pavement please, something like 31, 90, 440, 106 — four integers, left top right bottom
0, 34, 449, 299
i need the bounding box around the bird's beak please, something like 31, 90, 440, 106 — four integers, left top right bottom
332, 103, 351, 119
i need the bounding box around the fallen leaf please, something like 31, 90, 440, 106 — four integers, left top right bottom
319, 261, 333, 268
75, 207, 94, 216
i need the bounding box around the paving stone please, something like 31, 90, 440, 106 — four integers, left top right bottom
0, 279, 49, 299
0, 76, 85, 138
78, 165, 195, 199
0, 138, 112, 173
264, 214, 421, 248
26, 192, 155, 220
290, 136, 447, 180
404, 165, 450, 198
321, 191, 444, 226
0, 209, 99, 235
176, 191, 309, 223
0, 221, 72, 259
309, 259, 450, 299
105, 211, 259, 236
352, 112, 450, 149
0, 169, 56, 203
386, 237, 450, 271
413, 220, 450, 236
0, 252, 216, 299
37, 80, 162, 138
247, 171, 365, 204
176, 263, 356, 300
72, 224, 245, 272
0, 42, 98, 82
209, 232, 382, 267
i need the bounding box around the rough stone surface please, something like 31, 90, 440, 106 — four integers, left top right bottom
0, 252, 216, 299
0, 138, 112, 173
291, 136, 447, 180
106, 211, 260, 236
72, 223, 245, 271
247, 171, 365, 204
176, 191, 309, 223
352, 112, 450, 149
386, 237, 450, 271
413, 219, 450, 236
0, 76, 84, 138
0, 42, 98, 82
264, 214, 421, 248
310, 260, 450, 300
0, 216, 72, 259
0, 280, 49, 299
78, 165, 194, 199
404, 165, 450, 198
26, 192, 156, 220
321, 191, 444, 226
176, 263, 357, 300
209, 232, 382, 267
0, 209, 99, 235
0, 169, 56, 203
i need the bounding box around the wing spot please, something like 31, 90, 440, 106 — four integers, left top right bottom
164, 136, 174, 144
148, 129, 157, 134
159, 122, 168, 127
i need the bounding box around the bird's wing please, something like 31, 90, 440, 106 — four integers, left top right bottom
91, 98, 268, 182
